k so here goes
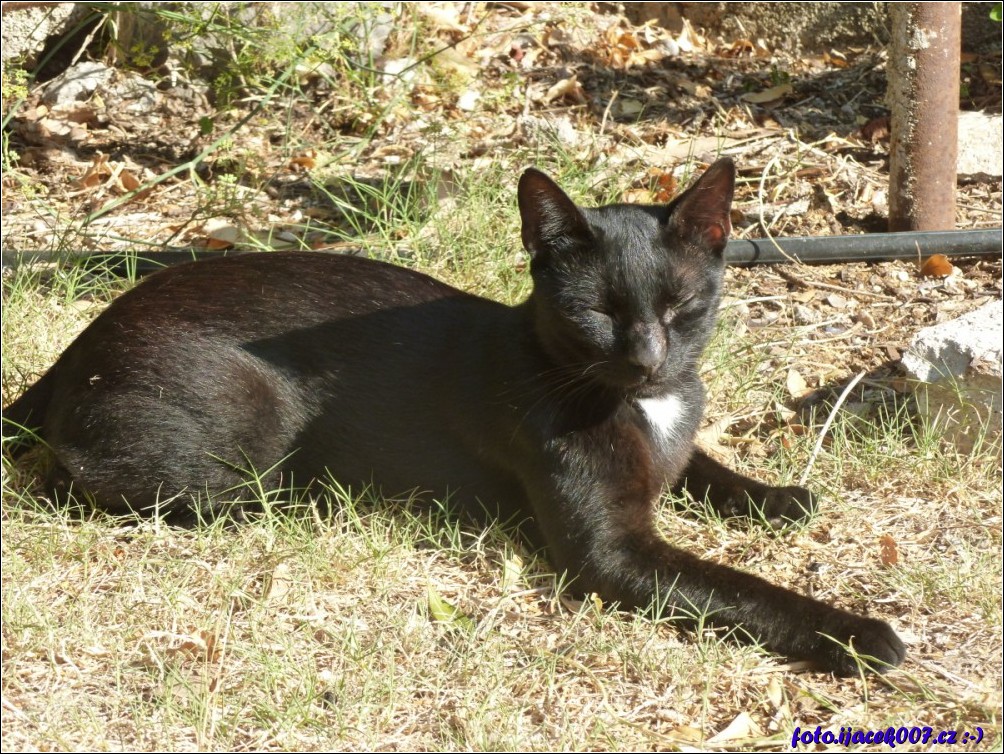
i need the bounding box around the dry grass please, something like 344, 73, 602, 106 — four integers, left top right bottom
3, 167, 1001, 750
2, 3, 1001, 745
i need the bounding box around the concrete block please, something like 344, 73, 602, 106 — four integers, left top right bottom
901, 299, 1002, 453
958, 111, 1004, 179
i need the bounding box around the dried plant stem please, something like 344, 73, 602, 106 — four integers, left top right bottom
799, 370, 865, 487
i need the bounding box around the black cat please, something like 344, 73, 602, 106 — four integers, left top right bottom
3, 159, 905, 675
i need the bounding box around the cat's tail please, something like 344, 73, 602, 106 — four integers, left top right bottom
2, 369, 54, 457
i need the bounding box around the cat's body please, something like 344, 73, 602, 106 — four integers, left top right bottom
3, 159, 906, 674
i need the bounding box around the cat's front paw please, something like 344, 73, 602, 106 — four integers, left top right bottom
707, 483, 817, 529
823, 616, 907, 676
757, 485, 818, 529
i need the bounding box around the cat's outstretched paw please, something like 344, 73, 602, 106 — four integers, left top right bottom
756, 484, 818, 529
710, 484, 817, 529
822, 617, 907, 676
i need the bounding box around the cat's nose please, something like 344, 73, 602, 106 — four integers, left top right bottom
626, 325, 667, 377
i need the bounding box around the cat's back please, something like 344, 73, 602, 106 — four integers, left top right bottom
46, 251, 513, 415
94, 252, 482, 336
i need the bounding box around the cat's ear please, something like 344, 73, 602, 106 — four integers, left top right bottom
518, 168, 592, 258
666, 157, 735, 254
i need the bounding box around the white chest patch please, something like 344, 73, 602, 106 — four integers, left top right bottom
637, 393, 684, 445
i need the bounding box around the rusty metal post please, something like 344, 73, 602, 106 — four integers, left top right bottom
888, 3, 961, 232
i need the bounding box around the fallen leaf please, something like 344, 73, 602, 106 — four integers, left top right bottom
860, 115, 890, 142
618, 98, 644, 117
263, 561, 294, 606
542, 75, 587, 105
669, 725, 704, 743
920, 254, 953, 278
203, 218, 241, 249
417, 3, 468, 33
622, 188, 655, 203
289, 149, 316, 171
741, 83, 792, 104
427, 587, 475, 631
117, 168, 141, 192
647, 168, 677, 202
501, 554, 524, 592
824, 49, 849, 68
675, 18, 703, 52
430, 47, 478, 81
724, 39, 756, 58
786, 368, 811, 399
708, 711, 763, 743
878, 534, 899, 566
766, 676, 784, 708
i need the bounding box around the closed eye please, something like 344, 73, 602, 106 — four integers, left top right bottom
590, 306, 616, 322
663, 295, 699, 323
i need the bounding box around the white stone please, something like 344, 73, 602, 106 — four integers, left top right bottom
958, 112, 1004, 178
901, 300, 1002, 452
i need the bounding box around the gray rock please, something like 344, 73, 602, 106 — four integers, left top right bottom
2, 4, 86, 66
42, 62, 113, 107
958, 111, 1004, 179
901, 299, 1002, 453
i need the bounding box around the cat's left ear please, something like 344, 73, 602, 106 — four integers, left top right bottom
518, 168, 593, 259
666, 157, 735, 255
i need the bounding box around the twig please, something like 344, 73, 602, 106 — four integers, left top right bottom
799, 371, 865, 486
774, 267, 897, 301
599, 89, 619, 138
757, 155, 801, 264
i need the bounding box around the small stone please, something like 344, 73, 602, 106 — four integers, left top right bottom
792, 303, 818, 324
854, 310, 876, 328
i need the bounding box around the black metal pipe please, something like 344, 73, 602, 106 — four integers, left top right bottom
724, 228, 1002, 266
3, 228, 1001, 275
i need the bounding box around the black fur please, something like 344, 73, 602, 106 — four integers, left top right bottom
3, 159, 905, 674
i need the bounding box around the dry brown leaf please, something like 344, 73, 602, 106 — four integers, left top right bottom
263, 561, 294, 606
860, 115, 890, 143
116, 168, 141, 192
708, 711, 762, 743
140, 629, 221, 663
647, 168, 677, 202
724, 39, 755, 58
669, 725, 704, 743
878, 534, 899, 567
824, 49, 849, 68
741, 83, 793, 104
920, 254, 953, 278
75, 153, 112, 189
622, 188, 655, 204
289, 149, 316, 171
542, 75, 586, 105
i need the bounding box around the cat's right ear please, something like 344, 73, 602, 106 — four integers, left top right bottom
666, 157, 736, 255
518, 168, 592, 259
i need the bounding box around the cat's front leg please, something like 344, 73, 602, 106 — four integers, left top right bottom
675, 448, 816, 528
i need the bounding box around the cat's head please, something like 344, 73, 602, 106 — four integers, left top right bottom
518, 159, 735, 397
